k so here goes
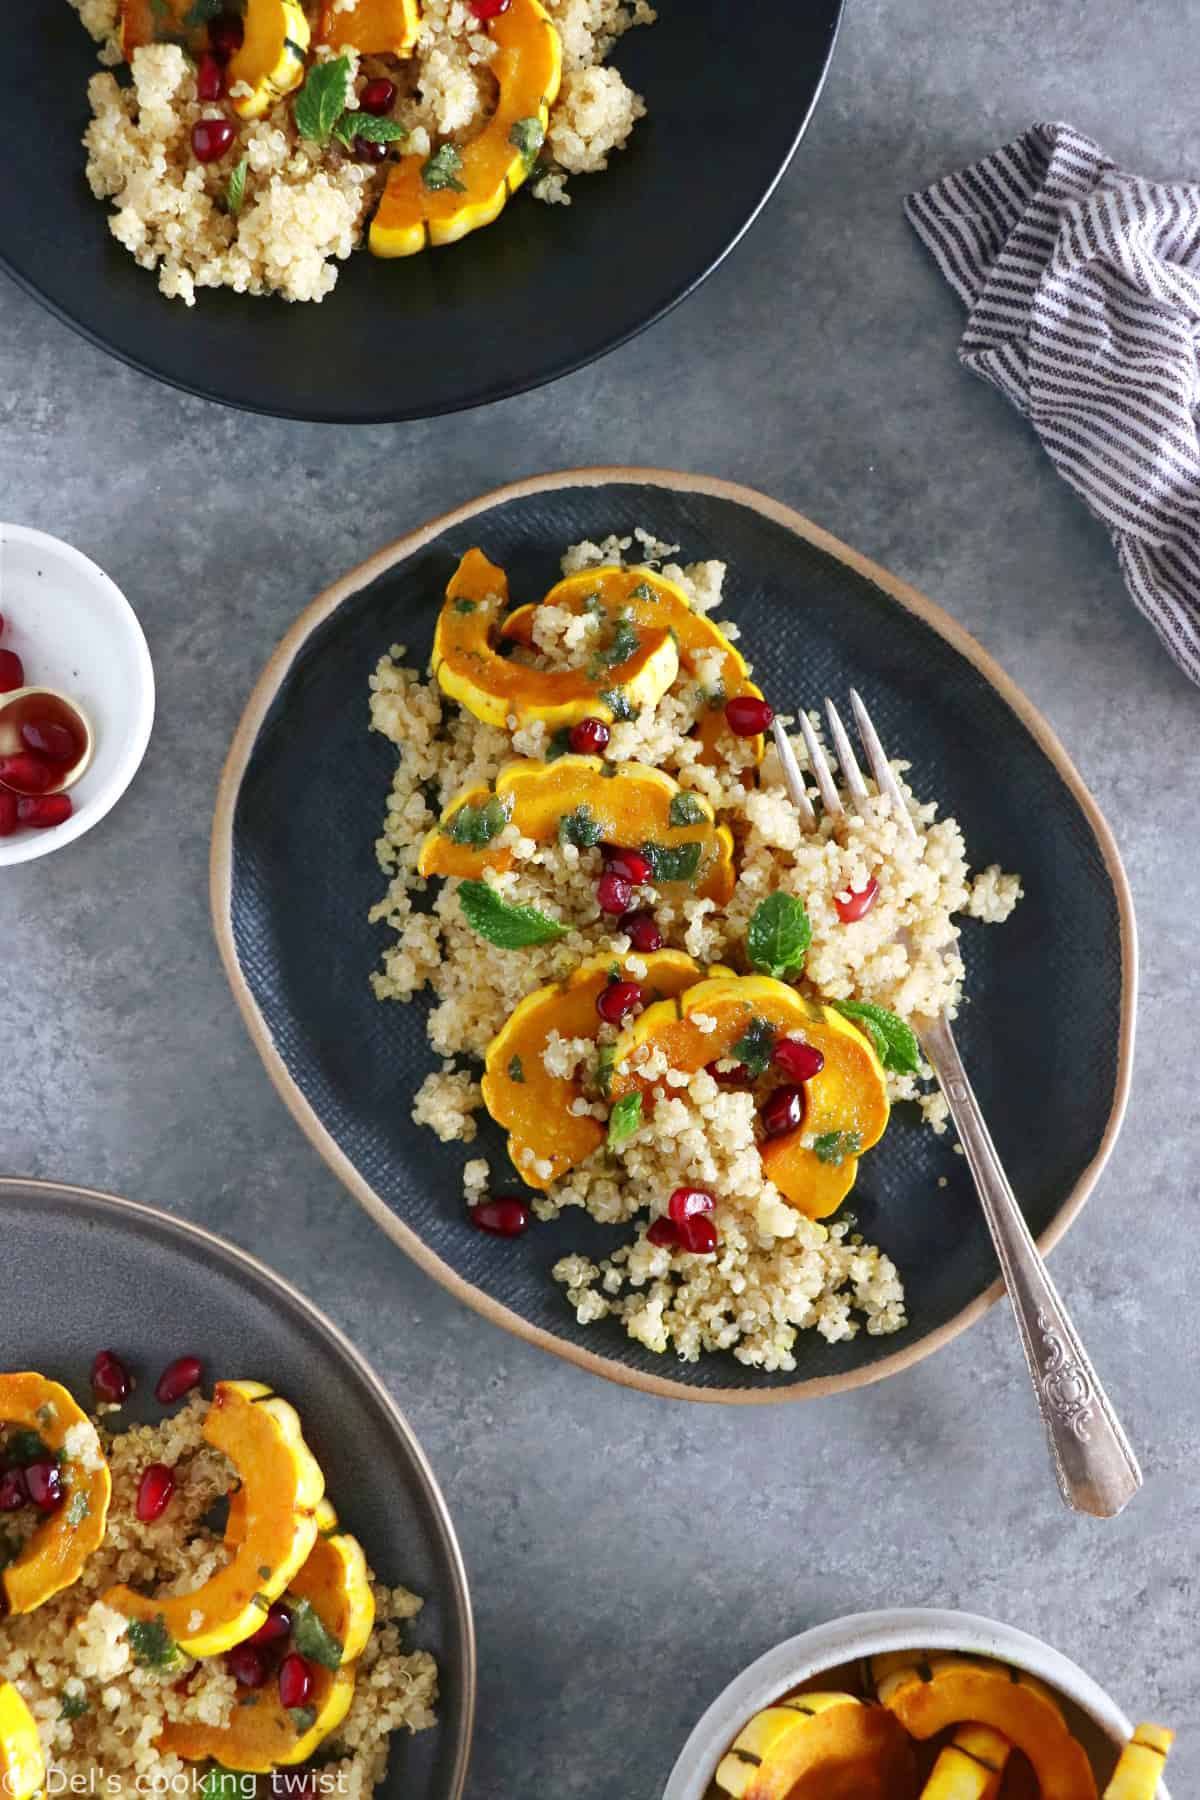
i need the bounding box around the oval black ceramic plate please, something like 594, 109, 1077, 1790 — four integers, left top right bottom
3, 3, 840, 422
0, 1177, 474, 1799
211, 470, 1136, 1402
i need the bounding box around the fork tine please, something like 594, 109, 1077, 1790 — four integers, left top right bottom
849, 689, 917, 840
796, 711, 844, 819
824, 699, 870, 810
770, 719, 817, 830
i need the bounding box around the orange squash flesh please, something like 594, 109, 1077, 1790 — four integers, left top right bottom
724, 1701, 917, 1800
119, 0, 197, 55
319, 0, 420, 55
0, 1374, 112, 1616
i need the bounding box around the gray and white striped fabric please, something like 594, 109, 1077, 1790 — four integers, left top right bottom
907, 121, 1200, 685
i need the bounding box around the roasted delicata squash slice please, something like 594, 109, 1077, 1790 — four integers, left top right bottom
418, 755, 737, 903
482, 951, 708, 1186
430, 549, 679, 732
0, 1683, 44, 1800
1102, 1724, 1174, 1800
0, 1373, 112, 1616
227, 0, 311, 119
370, 0, 561, 255
879, 1657, 1098, 1800
715, 1692, 917, 1800
919, 1724, 1011, 1800
504, 565, 767, 765
105, 1380, 324, 1658
120, 0, 196, 55
610, 975, 889, 1218
318, 0, 421, 56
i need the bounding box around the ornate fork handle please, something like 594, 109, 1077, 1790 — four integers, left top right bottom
920, 1012, 1142, 1518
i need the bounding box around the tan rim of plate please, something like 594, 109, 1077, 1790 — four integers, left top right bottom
0, 1175, 476, 1800
210, 467, 1138, 1407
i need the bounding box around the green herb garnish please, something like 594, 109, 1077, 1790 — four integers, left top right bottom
746, 892, 812, 981
333, 110, 408, 148
602, 618, 640, 667
4, 1431, 52, 1466
831, 1001, 921, 1075
599, 688, 634, 721
641, 841, 702, 884
422, 143, 466, 192
200, 1770, 245, 1800
596, 1044, 616, 1099
453, 598, 476, 614
185, 0, 243, 24
703, 681, 727, 712
290, 1707, 319, 1735
59, 1693, 89, 1722
812, 1130, 862, 1166
732, 1015, 775, 1078
508, 1055, 524, 1083
293, 55, 351, 146
290, 1597, 344, 1671
446, 795, 510, 847
559, 803, 603, 849
509, 116, 545, 170
458, 881, 566, 949
257, 1565, 272, 1580
544, 726, 573, 762
630, 580, 656, 601
127, 1616, 179, 1672
668, 792, 707, 828
607, 1091, 643, 1148
66, 1491, 90, 1527
225, 155, 249, 219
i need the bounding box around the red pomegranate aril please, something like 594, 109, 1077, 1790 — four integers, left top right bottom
596, 871, 631, 915
0, 1468, 29, 1511
596, 979, 642, 1024
91, 1349, 133, 1405
354, 135, 388, 163
0, 754, 53, 794
622, 909, 663, 953
25, 1459, 64, 1513
20, 718, 77, 763
760, 1084, 805, 1139
16, 794, 72, 828
195, 52, 225, 100
136, 1463, 175, 1523
278, 1655, 314, 1710
604, 846, 652, 885
469, 1197, 529, 1237
0, 648, 23, 692
677, 1213, 719, 1256
771, 1039, 825, 1083
251, 1602, 292, 1647
207, 13, 244, 56
227, 1643, 269, 1689
569, 716, 610, 756
155, 1355, 203, 1405
724, 695, 774, 737
0, 790, 16, 837
705, 1059, 752, 1089
359, 77, 397, 115
646, 1217, 678, 1248
835, 878, 880, 923
668, 1186, 715, 1225
468, 0, 511, 15
192, 118, 237, 163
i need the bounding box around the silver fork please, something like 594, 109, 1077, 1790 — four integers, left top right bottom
773, 698, 1142, 1519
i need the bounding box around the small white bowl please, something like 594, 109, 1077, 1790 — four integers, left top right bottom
0, 524, 154, 865
663, 1607, 1170, 1800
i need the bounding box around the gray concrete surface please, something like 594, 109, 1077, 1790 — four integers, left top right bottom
3, 0, 1199, 1792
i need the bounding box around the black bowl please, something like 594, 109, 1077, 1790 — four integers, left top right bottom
2, 3, 841, 421
0, 1177, 474, 1799
211, 469, 1136, 1401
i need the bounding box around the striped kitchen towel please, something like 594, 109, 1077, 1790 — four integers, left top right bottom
907, 121, 1200, 685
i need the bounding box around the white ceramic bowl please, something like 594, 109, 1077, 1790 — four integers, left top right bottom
663, 1607, 1169, 1799
0, 524, 154, 865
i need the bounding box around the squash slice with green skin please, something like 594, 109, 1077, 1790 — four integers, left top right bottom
119, 0, 197, 56
105, 1380, 324, 1659
920, 1724, 1011, 1800
504, 566, 767, 766
481, 951, 707, 1186
0, 1374, 112, 1617
610, 976, 889, 1219
715, 1692, 916, 1800
318, 0, 420, 56
431, 549, 679, 732
879, 1657, 1098, 1800
1103, 1724, 1174, 1800
418, 755, 736, 904
0, 1683, 44, 1800
228, 0, 311, 119
370, 0, 561, 255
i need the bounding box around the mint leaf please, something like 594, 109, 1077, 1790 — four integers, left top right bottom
290, 1597, 343, 1670
602, 618, 640, 667
812, 1129, 862, 1166
630, 580, 657, 602
200, 1772, 243, 1800
453, 598, 476, 614
607, 1092, 642, 1148
127, 1616, 179, 1671
598, 687, 634, 721
832, 1001, 921, 1075
509, 116, 545, 170
458, 881, 566, 949
4, 1431, 52, 1465
290, 1707, 318, 1735
333, 111, 408, 148
293, 56, 351, 145
422, 143, 465, 192
508, 1055, 524, 1083
747, 893, 812, 981
558, 803, 602, 849
59, 1693, 89, 1722
668, 792, 707, 828
544, 726, 573, 762
445, 795, 510, 847
596, 1043, 616, 1098
186, 0, 243, 23
641, 841, 701, 884
732, 1016, 775, 1078
225, 155, 249, 219
66, 1490, 90, 1526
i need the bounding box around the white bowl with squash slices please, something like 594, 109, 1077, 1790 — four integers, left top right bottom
662, 1608, 1173, 1800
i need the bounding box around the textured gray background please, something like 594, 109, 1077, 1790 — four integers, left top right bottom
2, 0, 1198, 1792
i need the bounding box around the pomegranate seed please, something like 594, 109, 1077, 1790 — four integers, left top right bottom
195, 52, 225, 100
468, 0, 511, 15
20, 718, 77, 763
569, 716, 610, 756
16, 794, 71, 829
250, 1602, 292, 1647
760, 1084, 805, 1139
646, 1217, 678, 1248
771, 1039, 825, 1083
668, 1186, 715, 1224
677, 1213, 719, 1255
596, 979, 642, 1024
604, 846, 652, 885
227, 1643, 269, 1688
207, 13, 244, 57
0, 791, 16, 837
277, 1654, 314, 1710
136, 1463, 175, 1523
91, 1349, 133, 1405
192, 118, 237, 163
359, 77, 397, 115
724, 694, 774, 737
353, 136, 388, 163
705, 1059, 752, 1089
0, 754, 54, 794
597, 871, 631, 915
0, 649, 23, 692
622, 909, 663, 953
469, 1197, 529, 1237
0, 1468, 29, 1511
155, 1356, 203, 1405
25, 1459, 64, 1513
835, 878, 880, 923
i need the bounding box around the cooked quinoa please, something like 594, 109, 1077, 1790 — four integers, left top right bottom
368, 534, 1022, 1372
0, 1397, 436, 1798
68, 0, 653, 303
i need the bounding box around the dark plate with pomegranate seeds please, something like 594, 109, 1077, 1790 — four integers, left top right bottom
0, 1177, 474, 1798
2, 1, 841, 422
211, 468, 1136, 1403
